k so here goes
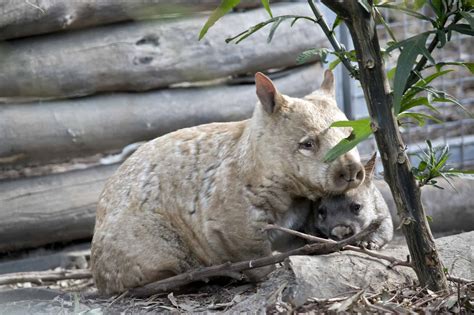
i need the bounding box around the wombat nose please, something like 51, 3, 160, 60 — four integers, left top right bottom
335, 163, 365, 189
330, 225, 354, 240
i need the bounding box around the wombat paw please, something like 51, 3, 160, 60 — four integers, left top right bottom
356, 240, 380, 250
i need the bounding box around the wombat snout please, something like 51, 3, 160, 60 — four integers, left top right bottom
330, 224, 354, 240
334, 162, 364, 190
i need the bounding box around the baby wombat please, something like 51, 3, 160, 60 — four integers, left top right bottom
306, 154, 393, 249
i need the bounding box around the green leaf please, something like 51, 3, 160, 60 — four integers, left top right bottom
417, 43, 435, 65
261, 0, 273, 18
418, 160, 428, 172
297, 48, 329, 65
429, 0, 444, 18
414, 69, 453, 88
460, 12, 474, 30
448, 23, 474, 36
434, 62, 474, 74
385, 31, 433, 54
267, 17, 283, 43
199, 0, 241, 40
291, 17, 300, 27
400, 96, 440, 113
414, 0, 426, 10
426, 215, 433, 223
358, 0, 372, 13
401, 69, 453, 103
324, 118, 373, 162
387, 67, 397, 81
331, 16, 343, 31
376, 3, 435, 23
461, 62, 474, 73
329, 58, 342, 70
226, 15, 313, 44
392, 33, 429, 114
226, 22, 266, 43
398, 112, 442, 126
421, 86, 474, 118
444, 169, 474, 180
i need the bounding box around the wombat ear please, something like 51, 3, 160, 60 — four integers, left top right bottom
320, 69, 335, 97
255, 72, 283, 114
364, 152, 377, 182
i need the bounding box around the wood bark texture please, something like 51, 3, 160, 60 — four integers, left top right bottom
0, 165, 116, 253
0, 3, 325, 99
0, 64, 323, 167
0, 0, 271, 41
320, 0, 448, 291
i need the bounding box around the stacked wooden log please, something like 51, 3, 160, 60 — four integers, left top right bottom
0, 2, 330, 252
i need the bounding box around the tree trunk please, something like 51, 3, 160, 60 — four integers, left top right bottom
0, 3, 325, 100
320, 0, 448, 291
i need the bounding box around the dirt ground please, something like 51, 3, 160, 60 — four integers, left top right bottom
1, 233, 472, 314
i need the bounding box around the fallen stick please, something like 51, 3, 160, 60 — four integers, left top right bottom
446, 276, 474, 285
264, 223, 413, 268
127, 219, 383, 298
0, 269, 92, 286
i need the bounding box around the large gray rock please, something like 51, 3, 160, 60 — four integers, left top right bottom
287, 231, 473, 304
227, 231, 473, 311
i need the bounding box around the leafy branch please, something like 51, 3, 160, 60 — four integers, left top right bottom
402, 14, 463, 94
224, 15, 317, 44
411, 140, 474, 189
306, 0, 359, 79
324, 1, 473, 161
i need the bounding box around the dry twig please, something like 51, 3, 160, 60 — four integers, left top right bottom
265, 224, 413, 268
127, 219, 383, 297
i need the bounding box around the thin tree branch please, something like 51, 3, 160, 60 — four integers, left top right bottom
265, 224, 412, 268
307, 0, 359, 79
127, 219, 383, 298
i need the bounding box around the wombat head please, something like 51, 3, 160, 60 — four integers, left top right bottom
249, 70, 364, 198
311, 154, 378, 240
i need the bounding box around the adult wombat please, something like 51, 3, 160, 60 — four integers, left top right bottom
91, 70, 365, 294
307, 154, 394, 249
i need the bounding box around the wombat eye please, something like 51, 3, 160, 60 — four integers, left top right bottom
318, 206, 327, 219
299, 139, 316, 150
350, 203, 362, 215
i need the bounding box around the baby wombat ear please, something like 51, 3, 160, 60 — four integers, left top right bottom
320, 69, 335, 97
364, 152, 377, 183
255, 72, 284, 114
